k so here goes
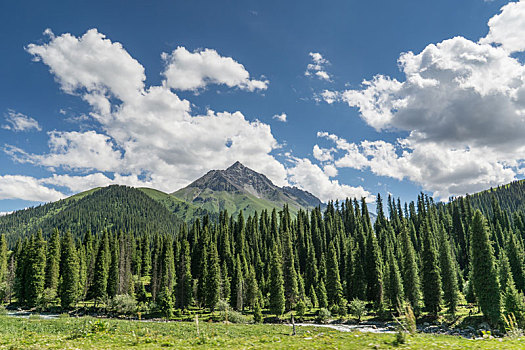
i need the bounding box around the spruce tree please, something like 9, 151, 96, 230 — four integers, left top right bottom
282, 230, 299, 310
506, 231, 525, 293
177, 240, 193, 309
245, 266, 259, 310
366, 229, 383, 309
400, 224, 422, 313
45, 229, 61, 292
59, 231, 79, 309
499, 251, 525, 325
269, 248, 285, 317
317, 278, 328, 309
141, 235, 151, 278
326, 241, 343, 307
26, 230, 46, 307
205, 244, 220, 311
107, 236, 119, 299
0, 234, 7, 284
309, 284, 318, 308
421, 220, 442, 316
470, 210, 502, 325
385, 242, 404, 310
438, 224, 460, 315
91, 234, 109, 305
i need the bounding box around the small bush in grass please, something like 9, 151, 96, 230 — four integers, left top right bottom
109, 294, 137, 315
227, 310, 250, 324
349, 298, 366, 322
0, 306, 7, 316
216, 299, 230, 312
317, 308, 331, 323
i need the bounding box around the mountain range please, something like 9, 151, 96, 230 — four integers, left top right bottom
0, 162, 323, 243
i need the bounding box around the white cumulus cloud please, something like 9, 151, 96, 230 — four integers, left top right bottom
481, 0, 525, 53
272, 113, 287, 122
2, 110, 41, 132
305, 52, 331, 81
319, 1, 525, 200
162, 47, 268, 92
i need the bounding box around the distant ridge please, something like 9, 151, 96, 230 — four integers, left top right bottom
0, 162, 325, 242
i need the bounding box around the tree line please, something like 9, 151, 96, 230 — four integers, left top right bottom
2, 193, 525, 326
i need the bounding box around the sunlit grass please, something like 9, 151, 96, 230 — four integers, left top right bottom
0, 315, 524, 349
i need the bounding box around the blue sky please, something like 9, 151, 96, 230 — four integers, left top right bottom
1, 0, 524, 213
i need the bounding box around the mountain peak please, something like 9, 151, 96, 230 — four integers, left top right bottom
173, 162, 324, 215
227, 161, 245, 170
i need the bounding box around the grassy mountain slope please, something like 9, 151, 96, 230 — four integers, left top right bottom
172, 186, 305, 218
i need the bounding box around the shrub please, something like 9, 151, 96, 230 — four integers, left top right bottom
317, 308, 331, 323
39, 288, 57, 310
254, 299, 263, 323
329, 304, 339, 316
296, 299, 306, 317
216, 299, 231, 312
349, 298, 366, 322
338, 298, 348, 317
109, 294, 137, 315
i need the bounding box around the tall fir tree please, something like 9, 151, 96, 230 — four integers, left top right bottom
326, 241, 343, 307
400, 223, 422, 313
385, 241, 404, 310
438, 224, 460, 315
269, 247, 285, 317
421, 220, 442, 316
107, 236, 119, 299
176, 240, 193, 309
365, 229, 384, 309
91, 232, 109, 305
59, 231, 79, 309
282, 230, 299, 310
45, 229, 61, 292
205, 244, 221, 310
470, 210, 502, 325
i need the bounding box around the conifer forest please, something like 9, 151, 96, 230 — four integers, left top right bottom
5, 183, 525, 331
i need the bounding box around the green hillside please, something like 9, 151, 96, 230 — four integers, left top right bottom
0, 185, 181, 244
460, 179, 525, 217
137, 187, 213, 222
172, 186, 305, 219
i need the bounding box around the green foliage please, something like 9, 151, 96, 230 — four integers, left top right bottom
438, 224, 460, 315
253, 299, 263, 323
109, 294, 137, 315
296, 299, 306, 317
157, 286, 174, 319
317, 308, 331, 323
326, 242, 343, 307
421, 220, 442, 316
470, 210, 502, 326
269, 248, 285, 317
59, 231, 79, 309
348, 298, 366, 322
